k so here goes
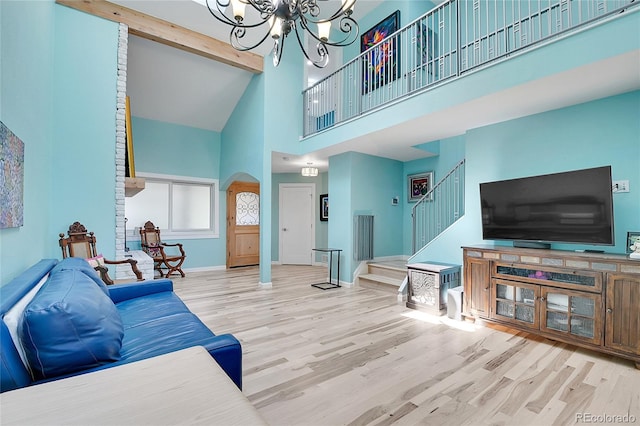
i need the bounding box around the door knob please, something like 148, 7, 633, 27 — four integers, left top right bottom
283, 228, 288, 231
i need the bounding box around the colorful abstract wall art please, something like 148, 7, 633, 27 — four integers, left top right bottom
360, 10, 400, 94
0, 121, 25, 228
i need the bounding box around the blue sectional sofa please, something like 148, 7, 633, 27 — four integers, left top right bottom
0, 258, 242, 393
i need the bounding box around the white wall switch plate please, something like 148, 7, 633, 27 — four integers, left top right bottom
612, 180, 630, 193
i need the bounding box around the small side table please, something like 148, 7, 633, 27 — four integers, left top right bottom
406, 262, 461, 315
311, 248, 342, 290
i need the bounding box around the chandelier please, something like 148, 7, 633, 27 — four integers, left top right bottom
301, 165, 318, 176
205, 0, 359, 68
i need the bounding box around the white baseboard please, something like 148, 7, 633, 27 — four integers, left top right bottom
183, 265, 226, 273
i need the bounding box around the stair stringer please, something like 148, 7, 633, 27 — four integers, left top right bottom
408, 214, 467, 265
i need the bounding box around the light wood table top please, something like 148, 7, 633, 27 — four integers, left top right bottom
0, 346, 267, 426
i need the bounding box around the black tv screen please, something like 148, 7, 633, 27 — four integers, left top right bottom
480, 166, 614, 246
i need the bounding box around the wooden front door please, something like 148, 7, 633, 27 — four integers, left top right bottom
227, 181, 260, 268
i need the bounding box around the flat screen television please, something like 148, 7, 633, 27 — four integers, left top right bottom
479, 166, 614, 248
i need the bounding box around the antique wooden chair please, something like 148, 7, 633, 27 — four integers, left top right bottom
139, 221, 186, 278
59, 221, 143, 285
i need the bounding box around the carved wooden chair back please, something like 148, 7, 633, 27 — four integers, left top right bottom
139, 222, 162, 256
139, 221, 186, 278
59, 222, 99, 259
59, 221, 143, 285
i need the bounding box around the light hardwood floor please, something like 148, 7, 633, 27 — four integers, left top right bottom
172, 265, 640, 426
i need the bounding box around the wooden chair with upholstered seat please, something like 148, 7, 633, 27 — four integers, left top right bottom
139, 221, 186, 278
59, 221, 143, 285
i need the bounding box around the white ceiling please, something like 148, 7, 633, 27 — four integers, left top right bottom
119, 0, 640, 174
127, 35, 253, 131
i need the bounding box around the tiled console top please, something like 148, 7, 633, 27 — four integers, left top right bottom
463, 245, 640, 275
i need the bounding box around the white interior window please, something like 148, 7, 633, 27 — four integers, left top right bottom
125, 173, 219, 239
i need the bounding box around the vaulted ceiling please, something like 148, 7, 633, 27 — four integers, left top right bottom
99, 1, 639, 173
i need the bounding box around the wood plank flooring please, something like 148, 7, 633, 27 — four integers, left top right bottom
172, 265, 640, 426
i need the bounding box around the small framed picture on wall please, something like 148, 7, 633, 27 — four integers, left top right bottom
408, 171, 434, 202
320, 194, 329, 221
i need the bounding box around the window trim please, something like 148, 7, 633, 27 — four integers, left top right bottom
127, 172, 220, 240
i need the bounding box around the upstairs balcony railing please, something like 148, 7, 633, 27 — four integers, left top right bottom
303, 0, 638, 137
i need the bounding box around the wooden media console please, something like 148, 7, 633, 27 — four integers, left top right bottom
462, 245, 640, 368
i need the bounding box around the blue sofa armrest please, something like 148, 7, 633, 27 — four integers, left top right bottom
204, 334, 243, 390
108, 279, 174, 304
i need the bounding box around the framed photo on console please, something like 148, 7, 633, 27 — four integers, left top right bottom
627, 231, 640, 253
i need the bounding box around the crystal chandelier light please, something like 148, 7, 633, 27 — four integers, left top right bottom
205, 0, 359, 68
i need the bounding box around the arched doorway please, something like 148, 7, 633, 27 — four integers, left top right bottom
226, 181, 260, 268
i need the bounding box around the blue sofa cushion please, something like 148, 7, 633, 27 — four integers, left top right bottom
118, 312, 220, 362
115, 291, 192, 329
19, 269, 124, 380
50, 257, 110, 296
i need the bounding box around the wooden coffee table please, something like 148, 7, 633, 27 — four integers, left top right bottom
1, 346, 266, 425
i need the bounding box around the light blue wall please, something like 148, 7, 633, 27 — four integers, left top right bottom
221, 74, 265, 187
129, 117, 226, 269
411, 91, 640, 267
328, 153, 353, 282
328, 152, 404, 283
0, 0, 55, 284
403, 137, 466, 254
351, 153, 404, 259
1, 1, 119, 285
221, 71, 268, 280
50, 5, 119, 258
271, 173, 328, 263
133, 117, 221, 178
2, 1, 637, 287
261, 43, 306, 282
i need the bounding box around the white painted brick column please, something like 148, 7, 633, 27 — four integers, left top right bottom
115, 23, 128, 279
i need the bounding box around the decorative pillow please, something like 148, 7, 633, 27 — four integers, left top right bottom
86, 254, 105, 268
51, 257, 110, 297
147, 243, 162, 258
19, 269, 124, 380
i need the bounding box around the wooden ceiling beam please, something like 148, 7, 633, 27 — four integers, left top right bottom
56, 0, 263, 74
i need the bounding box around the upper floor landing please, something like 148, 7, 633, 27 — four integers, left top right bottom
299, 0, 640, 162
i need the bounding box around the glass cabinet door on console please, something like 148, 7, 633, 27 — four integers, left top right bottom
494, 263, 602, 293
490, 279, 540, 330
540, 288, 602, 346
